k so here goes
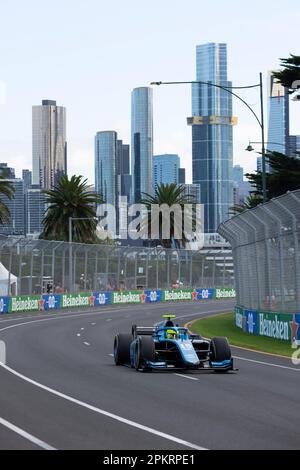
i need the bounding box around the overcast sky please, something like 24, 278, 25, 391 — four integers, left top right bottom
0, 0, 299, 183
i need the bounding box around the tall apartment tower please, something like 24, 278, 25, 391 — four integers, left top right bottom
32, 100, 67, 189
153, 154, 180, 190
188, 43, 236, 233
131, 87, 153, 202
94, 131, 117, 207
267, 73, 290, 155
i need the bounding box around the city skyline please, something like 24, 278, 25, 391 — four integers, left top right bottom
1, 1, 300, 186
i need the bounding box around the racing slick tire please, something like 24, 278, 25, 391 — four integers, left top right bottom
210, 337, 232, 373
134, 336, 155, 372
114, 333, 132, 365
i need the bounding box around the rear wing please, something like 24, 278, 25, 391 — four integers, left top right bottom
132, 325, 154, 338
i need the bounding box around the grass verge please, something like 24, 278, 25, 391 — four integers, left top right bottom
191, 313, 293, 358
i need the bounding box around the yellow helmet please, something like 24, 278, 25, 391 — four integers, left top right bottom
166, 329, 177, 339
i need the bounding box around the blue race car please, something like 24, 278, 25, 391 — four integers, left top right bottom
113, 315, 234, 373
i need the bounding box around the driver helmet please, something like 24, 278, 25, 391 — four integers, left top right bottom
166, 329, 177, 339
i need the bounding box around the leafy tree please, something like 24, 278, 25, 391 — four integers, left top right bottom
0, 171, 15, 225
273, 55, 300, 91
229, 193, 263, 216
140, 183, 195, 249
40, 175, 103, 243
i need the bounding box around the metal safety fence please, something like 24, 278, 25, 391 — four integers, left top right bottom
0, 236, 234, 296
219, 189, 300, 314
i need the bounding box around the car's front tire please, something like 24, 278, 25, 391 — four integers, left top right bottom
210, 337, 232, 373
134, 336, 155, 371
114, 333, 132, 365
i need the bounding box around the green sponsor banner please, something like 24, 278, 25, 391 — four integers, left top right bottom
61, 293, 92, 309
163, 289, 194, 302
10, 295, 41, 313
235, 306, 244, 330
215, 288, 236, 300
112, 291, 143, 304
258, 312, 292, 342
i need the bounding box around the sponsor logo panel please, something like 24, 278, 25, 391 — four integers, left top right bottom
143, 290, 163, 303
61, 293, 91, 309
9, 296, 41, 313
112, 291, 142, 304
0, 297, 9, 314
163, 289, 194, 302
42, 295, 61, 311
196, 289, 215, 301
93, 292, 112, 306
215, 288, 236, 300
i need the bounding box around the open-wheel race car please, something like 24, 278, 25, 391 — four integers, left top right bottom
113, 315, 235, 373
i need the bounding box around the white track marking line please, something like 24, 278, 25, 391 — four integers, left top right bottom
83, 342, 90, 347
77, 334, 81, 337
174, 374, 199, 382
234, 356, 300, 372
0, 417, 56, 450
108, 354, 114, 357
81, 328, 85, 331
106, 319, 112, 322
91, 323, 96, 326
0, 363, 207, 451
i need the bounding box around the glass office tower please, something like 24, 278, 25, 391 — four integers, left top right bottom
95, 131, 117, 207
267, 72, 290, 155
131, 87, 153, 202
32, 100, 67, 189
153, 154, 180, 190
188, 43, 236, 233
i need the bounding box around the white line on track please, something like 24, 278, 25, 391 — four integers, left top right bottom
106, 319, 112, 322
108, 354, 114, 357
234, 356, 300, 372
91, 323, 96, 326
0, 417, 56, 450
81, 328, 85, 331
77, 334, 81, 337
174, 374, 199, 382
83, 342, 90, 347
0, 363, 207, 451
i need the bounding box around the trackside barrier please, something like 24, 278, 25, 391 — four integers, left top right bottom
235, 306, 300, 345
0, 288, 236, 314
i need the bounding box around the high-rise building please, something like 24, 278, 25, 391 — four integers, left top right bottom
289, 135, 300, 156
188, 43, 236, 233
131, 87, 153, 202
153, 154, 180, 190
0, 163, 15, 179
116, 140, 131, 202
267, 73, 290, 155
22, 169, 32, 192
178, 168, 186, 185
233, 165, 244, 184
0, 179, 25, 235
95, 131, 117, 207
181, 183, 201, 204
32, 100, 67, 189
25, 186, 46, 235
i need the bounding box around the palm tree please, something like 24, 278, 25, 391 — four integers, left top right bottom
140, 183, 195, 249
229, 193, 263, 216
0, 172, 15, 225
40, 175, 103, 243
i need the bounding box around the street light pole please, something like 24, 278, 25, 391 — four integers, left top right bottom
69, 217, 72, 293
259, 72, 267, 203
151, 74, 267, 203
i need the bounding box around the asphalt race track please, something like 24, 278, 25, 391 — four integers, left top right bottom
0, 300, 299, 450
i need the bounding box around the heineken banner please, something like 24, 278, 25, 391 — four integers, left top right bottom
10, 295, 41, 313
0, 296, 9, 314
215, 288, 236, 300
61, 293, 92, 309
163, 289, 194, 302
235, 306, 300, 344
112, 291, 142, 305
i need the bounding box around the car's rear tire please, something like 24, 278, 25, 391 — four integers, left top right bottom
135, 336, 155, 371
210, 337, 232, 373
114, 333, 132, 365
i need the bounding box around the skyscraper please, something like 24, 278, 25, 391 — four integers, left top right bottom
233, 165, 244, 184
188, 43, 236, 233
0, 163, 15, 179
131, 87, 153, 202
178, 168, 186, 185
289, 135, 300, 156
95, 131, 117, 206
267, 73, 290, 155
116, 140, 131, 203
22, 169, 32, 192
32, 100, 67, 189
25, 186, 46, 235
0, 179, 25, 235
153, 154, 180, 190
